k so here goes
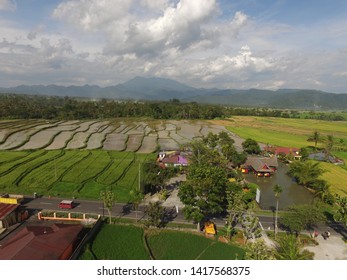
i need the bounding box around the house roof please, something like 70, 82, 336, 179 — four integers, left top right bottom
0, 203, 19, 220
243, 156, 278, 172
162, 155, 188, 165
264, 146, 300, 156
0, 223, 83, 260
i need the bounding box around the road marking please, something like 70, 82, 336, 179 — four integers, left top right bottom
39, 202, 53, 205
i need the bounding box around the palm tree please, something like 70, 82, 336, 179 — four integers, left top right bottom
307, 130, 320, 150
100, 189, 115, 224
289, 161, 325, 187
325, 135, 334, 159
312, 179, 330, 202
275, 234, 313, 260
273, 184, 283, 239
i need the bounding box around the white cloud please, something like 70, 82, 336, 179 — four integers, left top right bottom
0, 0, 16, 11
1, 1, 347, 92
140, 0, 169, 11
52, 0, 133, 31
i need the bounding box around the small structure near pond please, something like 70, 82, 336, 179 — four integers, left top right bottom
241, 156, 278, 177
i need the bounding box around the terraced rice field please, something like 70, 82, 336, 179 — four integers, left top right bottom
0, 119, 235, 201
0, 119, 231, 152
0, 149, 155, 201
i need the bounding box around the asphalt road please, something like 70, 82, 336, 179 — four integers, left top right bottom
21, 195, 276, 230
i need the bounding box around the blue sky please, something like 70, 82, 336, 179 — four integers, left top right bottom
0, 0, 347, 92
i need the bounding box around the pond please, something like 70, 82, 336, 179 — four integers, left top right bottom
243, 161, 314, 210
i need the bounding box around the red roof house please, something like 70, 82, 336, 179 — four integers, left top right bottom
242, 156, 278, 177
264, 146, 301, 159
0, 223, 83, 260
0, 203, 20, 229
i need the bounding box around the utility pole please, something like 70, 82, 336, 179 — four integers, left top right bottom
54, 156, 57, 179
138, 162, 141, 191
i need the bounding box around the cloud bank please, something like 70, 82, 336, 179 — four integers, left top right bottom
0, 0, 346, 92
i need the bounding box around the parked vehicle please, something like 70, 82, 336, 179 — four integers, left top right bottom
59, 200, 74, 209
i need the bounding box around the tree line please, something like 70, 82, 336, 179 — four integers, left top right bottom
0, 94, 345, 121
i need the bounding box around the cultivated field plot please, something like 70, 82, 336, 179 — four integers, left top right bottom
79, 224, 245, 260
0, 119, 232, 152
216, 116, 347, 148
0, 150, 155, 201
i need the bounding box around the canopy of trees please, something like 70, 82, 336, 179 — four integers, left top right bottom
1, 94, 345, 121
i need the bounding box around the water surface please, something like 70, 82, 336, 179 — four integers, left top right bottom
244, 161, 313, 210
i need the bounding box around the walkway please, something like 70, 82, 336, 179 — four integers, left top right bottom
304, 227, 347, 260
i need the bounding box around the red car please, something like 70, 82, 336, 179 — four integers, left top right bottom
59, 200, 74, 209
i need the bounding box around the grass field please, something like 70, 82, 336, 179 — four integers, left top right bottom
212, 116, 347, 197
79, 224, 245, 260
0, 150, 156, 202
216, 116, 347, 148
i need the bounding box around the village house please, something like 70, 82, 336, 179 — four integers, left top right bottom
241, 156, 279, 177
0, 203, 21, 230
264, 146, 301, 160
157, 150, 189, 168
0, 223, 84, 260
0, 195, 28, 230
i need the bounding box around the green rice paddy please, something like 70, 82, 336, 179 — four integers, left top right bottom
0, 150, 155, 202
79, 224, 245, 260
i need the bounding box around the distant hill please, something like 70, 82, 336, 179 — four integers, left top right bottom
1, 77, 346, 110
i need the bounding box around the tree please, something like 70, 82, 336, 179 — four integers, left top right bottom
218, 131, 235, 147
178, 140, 228, 230
333, 195, 347, 227
245, 239, 275, 260
280, 204, 326, 235
179, 162, 228, 231
225, 184, 247, 239
274, 234, 314, 260
242, 138, 261, 154
273, 184, 283, 239
100, 188, 115, 224
241, 213, 262, 244
144, 201, 165, 228
143, 161, 175, 193
289, 160, 325, 187
129, 189, 144, 221
324, 134, 334, 158
307, 130, 320, 150
241, 203, 262, 244
312, 179, 331, 202
202, 132, 219, 148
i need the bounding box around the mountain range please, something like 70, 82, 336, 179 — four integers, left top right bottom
1, 76, 347, 110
